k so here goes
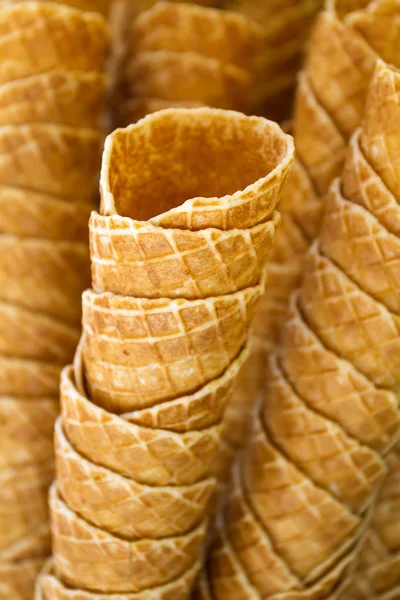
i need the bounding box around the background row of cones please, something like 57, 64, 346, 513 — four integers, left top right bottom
0, 2, 108, 598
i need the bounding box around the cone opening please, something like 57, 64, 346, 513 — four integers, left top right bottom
100, 108, 292, 221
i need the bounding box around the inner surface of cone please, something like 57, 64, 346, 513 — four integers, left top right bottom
101, 108, 291, 221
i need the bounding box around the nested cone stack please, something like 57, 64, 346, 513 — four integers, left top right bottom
112, 1, 264, 127
35, 107, 294, 599
237, 0, 400, 477
197, 60, 400, 600
0, 3, 108, 599
338, 62, 400, 600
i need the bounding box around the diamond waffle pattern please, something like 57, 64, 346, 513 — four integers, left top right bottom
306, 11, 376, 138
281, 297, 400, 453
50, 485, 207, 594
89, 213, 278, 299
263, 357, 386, 513
300, 244, 400, 389
320, 181, 400, 314
81, 286, 259, 412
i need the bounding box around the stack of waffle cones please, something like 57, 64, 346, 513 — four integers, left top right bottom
197, 59, 400, 600
220, 0, 324, 122
219, 0, 400, 481
34, 107, 294, 599
0, 3, 108, 599
113, 0, 263, 126
340, 64, 400, 600
264, 0, 400, 378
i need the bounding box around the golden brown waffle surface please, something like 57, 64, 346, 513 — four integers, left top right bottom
0, 3, 108, 599
35, 108, 294, 599
198, 59, 400, 600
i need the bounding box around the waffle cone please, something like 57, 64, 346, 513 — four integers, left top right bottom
50, 484, 206, 593
81, 285, 259, 412
131, 2, 263, 69
0, 236, 89, 324
342, 131, 400, 238
55, 419, 214, 541
300, 243, 400, 389
0, 3, 108, 85
44, 108, 291, 596
0, 356, 62, 398
0, 398, 57, 469
293, 73, 346, 195
281, 296, 400, 452
320, 179, 400, 314
0, 124, 102, 201
36, 557, 201, 600
205, 528, 355, 600
205, 468, 366, 600
0, 71, 105, 127
90, 212, 278, 299
0, 460, 53, 559
101, 108, 293, 230
0, 186, 92, 241
61, 365, 224, 486
118, 344, 248, 429
0, 558, 45, 600
209, 466, 360, 600
0, 301, 79, 363
80, 329, 249, 428
262, 355, 386, 513
242, 407, 361, 581
124, 51, 251, 112
306, 11, 376, 138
